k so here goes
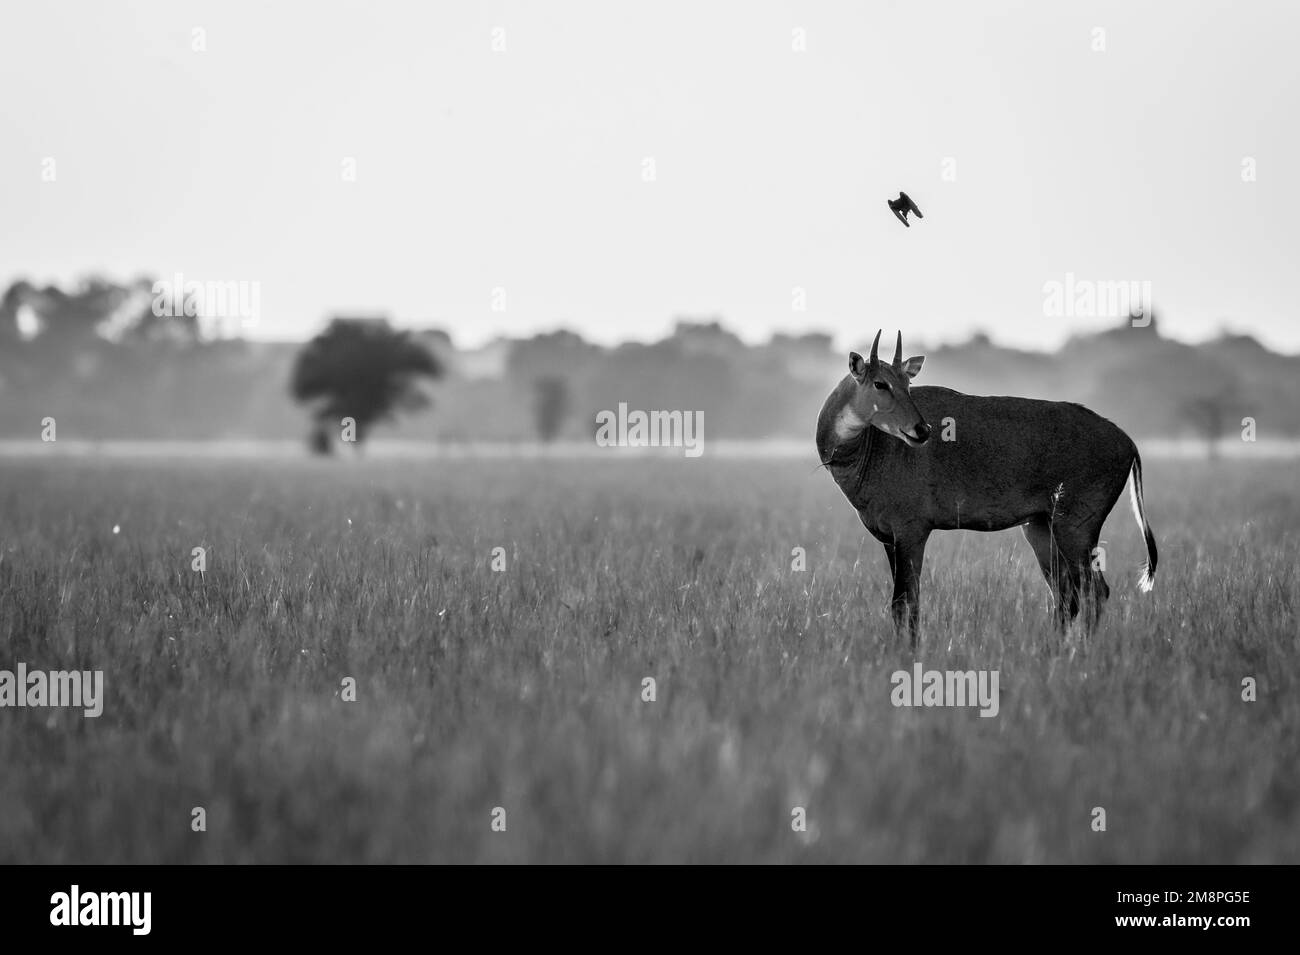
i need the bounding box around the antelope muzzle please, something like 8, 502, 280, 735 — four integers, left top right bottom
899, 419, 931, 446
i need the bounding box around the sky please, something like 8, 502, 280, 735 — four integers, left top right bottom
1, 0, 1297, 352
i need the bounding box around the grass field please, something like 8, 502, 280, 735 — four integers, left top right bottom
0, 454, 1297, 863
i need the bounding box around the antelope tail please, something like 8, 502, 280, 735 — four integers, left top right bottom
1127, 450, 1158, 592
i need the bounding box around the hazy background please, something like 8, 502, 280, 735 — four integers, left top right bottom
2, 2, 1298, 868
1, 0, 1296, 353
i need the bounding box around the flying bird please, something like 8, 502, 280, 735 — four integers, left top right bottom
888, 191, 923, 228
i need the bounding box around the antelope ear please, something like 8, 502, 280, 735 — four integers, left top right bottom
902, 355, 925, 379
848, 351, 868, 382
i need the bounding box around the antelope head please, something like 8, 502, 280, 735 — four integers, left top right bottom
846, 330, 930, 446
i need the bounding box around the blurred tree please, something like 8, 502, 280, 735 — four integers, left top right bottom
117, 276, 201, 345
307, 421, 333, 456
0, 275, 201, 346
0, 280, 29, 342
506, 329, 600, 381
533, 376, 570, 442
0, 276, 138, 345
290, 318, 442, 450
1181, 384, 1241, 459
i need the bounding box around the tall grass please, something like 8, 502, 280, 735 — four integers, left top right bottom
0, 456, 1295, 862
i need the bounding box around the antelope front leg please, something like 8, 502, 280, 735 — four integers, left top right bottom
883, 535, 928, 649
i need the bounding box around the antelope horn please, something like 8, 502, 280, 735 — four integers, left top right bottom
893, 330, 903, 369
869, 330, 881, 368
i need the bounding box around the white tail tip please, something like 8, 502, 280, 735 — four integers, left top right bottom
1138, 567, 1155, 593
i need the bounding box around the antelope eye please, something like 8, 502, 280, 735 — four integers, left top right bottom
873, 381, 890, 392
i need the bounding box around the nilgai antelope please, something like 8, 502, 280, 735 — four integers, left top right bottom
817, 330, 1157, 645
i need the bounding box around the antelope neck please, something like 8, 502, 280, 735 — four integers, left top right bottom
852, 424, 877, 495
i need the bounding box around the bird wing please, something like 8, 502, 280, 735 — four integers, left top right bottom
905, 194, 923, 218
